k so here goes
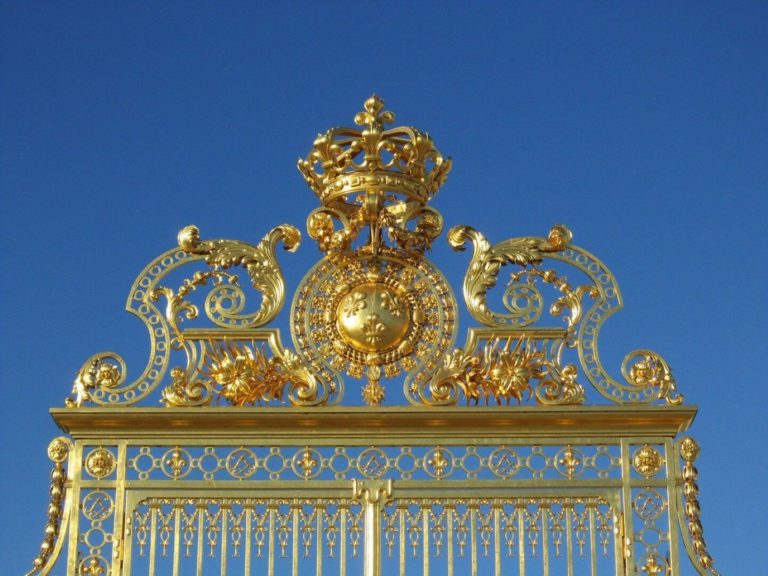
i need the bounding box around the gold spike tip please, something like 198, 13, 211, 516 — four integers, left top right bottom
297, 96, 451, 205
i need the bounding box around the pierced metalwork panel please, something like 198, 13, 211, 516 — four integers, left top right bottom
123, 444, 623, 482
123, 494, 622, 576
381, 497, 620, 576
73, 489, 117, 576
126, 498, 364, 576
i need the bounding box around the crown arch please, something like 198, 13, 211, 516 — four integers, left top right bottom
26, 97, 719, 576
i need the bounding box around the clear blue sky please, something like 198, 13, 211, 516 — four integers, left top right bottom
1, 2, 766, 574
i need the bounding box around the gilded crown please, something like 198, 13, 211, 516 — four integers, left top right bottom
298, 95, 451, 205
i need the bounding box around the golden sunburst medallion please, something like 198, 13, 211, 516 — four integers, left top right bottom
292, 249, 457, 404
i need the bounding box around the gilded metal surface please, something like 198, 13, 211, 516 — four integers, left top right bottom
425, 335, 585, 406
298, 94, 450, 218
27, 96, 720, 575
632, 445, 663, 478
25, 438, 72, 576
291, 249, 457, 404
676, 437, 721, 576
84, 447, 116, 479
60, 96, 690, 409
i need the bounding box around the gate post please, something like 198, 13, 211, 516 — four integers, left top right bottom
352, 479, 394, 576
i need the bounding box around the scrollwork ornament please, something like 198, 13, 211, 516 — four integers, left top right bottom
160, 340, 326, 407
423, 336, 584, 406
176, 224, 301, 328
448, 224, 572, 327
507, 268, 599, 335
622, 350, 683, 405
151, 270, 238, 337
426, 348, 481, 405
161, 366, 212, 407
306, 206, 364, 258
534, 358, 585, 406
382, 204, 444, 256
272, 348, 324, 406
67, 353, 127, 407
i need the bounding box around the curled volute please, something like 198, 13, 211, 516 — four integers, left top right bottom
177, 224, 301, 328
448, 224, 571, 326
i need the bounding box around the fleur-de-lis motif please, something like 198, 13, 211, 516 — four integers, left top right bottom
558, 445, 581, 478
379, 290, 404, 318
297, 448, 317, 479
428, 448, 449, 478
363, 314, 386, 344
166, 449, 187, 478
343, 292, 368, 318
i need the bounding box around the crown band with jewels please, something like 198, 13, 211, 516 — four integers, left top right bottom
297, 95, 452, 205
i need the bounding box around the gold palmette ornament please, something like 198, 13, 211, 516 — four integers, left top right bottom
26, 96, 721, 575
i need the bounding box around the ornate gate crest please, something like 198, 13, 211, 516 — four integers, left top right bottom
27, 97, 718, 576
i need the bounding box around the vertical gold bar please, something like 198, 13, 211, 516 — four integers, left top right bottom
221, 507, 229, 576
340, 505, 347, 576
148, 506, 158, 576
172, 505, 181, 576
66, 443, 83, 576
665, 439, 681, 576
620, 439, 634, 576
196, 506, 205, 576
245, 507, 252, 576
398, 508, 405, 576
422, 506, 430, 575
292, 505, 300, 576
542, 507, 549, 576
588, 506, 597, 576
470, 505, 477, 576
493, 506, 501, 576
113, 442, 128, 575
446, 507, 454, 576
316, 506, 324, 576
565, 506, 574, 576
517, 507, 525, 576
268, 507, 275, 576
362, 498, 378, 576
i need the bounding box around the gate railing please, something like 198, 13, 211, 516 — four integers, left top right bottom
23, 96, 722, 576
24, 405, 723, 575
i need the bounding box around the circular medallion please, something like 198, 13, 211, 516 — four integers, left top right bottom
85, 448, 116, 479
291, 249, 457, 403
633, 489, 666, 521
48, 438, 70, 463
336, 283, 411, 353
632, 445, 663, 478
82, 491, 115, 522
225, 448, 258, 479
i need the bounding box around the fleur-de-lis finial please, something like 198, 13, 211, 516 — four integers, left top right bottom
354, 94, 395, 129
